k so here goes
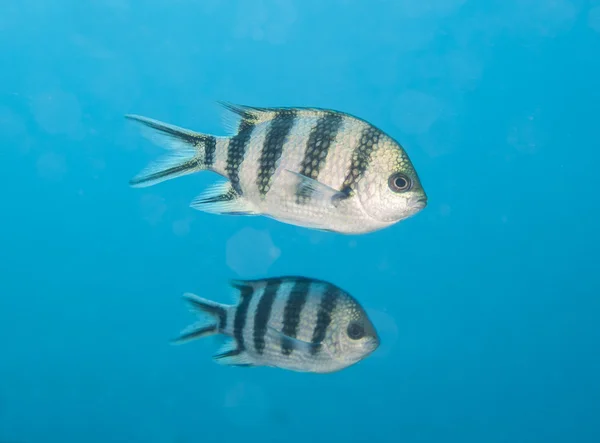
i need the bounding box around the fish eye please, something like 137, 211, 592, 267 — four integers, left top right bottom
347, 322, 365, 340
388, 173, 411, 193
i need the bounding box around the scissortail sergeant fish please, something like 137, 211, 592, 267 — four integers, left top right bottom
172, 276, 380, 373
126, 102, 427, 234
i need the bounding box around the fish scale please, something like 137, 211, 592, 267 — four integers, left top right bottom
225, 122, 253, 195
126, 102, 427, 234
256, 112, 297, 198
296, 113, 344, 204
171, 276, 380, 374
281, 279, 310, 355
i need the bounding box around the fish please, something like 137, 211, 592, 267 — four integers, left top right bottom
126, 103, 427, 234
172, 276, 380, 373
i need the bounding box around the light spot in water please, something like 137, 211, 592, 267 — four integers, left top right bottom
530, 0, 580, 37
226, 228, 280, 276
139, 194, 167, 226
223, 382, 269, 428
391, 90, 444, 136
36, 152, 67, 181
589, 6, 600, 33
30, 90, 85, 140
440, 204, 451, 217
0, 106, 31, 154
499, 0, 580, 38
395, 0, 467, 18
443, 51, 484, 91
507, 109, 544, 155
366, 308, 399, 359
269, 245, 281, 260
0, 106, 26, 138
308, 232, 325, 245
234, 0, 298, 45
90, 158, 106, 172
172, 218, 193, 237
378, 258, 391, 272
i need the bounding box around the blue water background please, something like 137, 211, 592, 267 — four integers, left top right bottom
1, 1, 599, 442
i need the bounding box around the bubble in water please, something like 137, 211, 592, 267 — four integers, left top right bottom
223, 382, 269, 428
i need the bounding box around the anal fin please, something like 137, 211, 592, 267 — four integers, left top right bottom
170, 324, 217, 345
213, 339, 255, 367
190, 181, 260, 216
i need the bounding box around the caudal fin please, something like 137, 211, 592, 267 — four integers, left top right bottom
126, 114, 218, 188
171, 293, 229, 345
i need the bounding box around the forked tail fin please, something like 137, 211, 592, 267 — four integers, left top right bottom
126, 114, 219, 188
171, 293, 229, 345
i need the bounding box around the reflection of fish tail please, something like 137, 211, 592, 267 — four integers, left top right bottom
126, 114, 225, 188
170, 293, 229, 344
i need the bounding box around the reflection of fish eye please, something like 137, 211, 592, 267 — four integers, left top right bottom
347, 322, 365, 340
388, 173, 412, 193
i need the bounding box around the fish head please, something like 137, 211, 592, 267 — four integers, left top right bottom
328, 296, 380, 364
355, 136, 427, 225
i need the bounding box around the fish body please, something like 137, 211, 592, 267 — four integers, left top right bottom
173, 276, 380, 373
127, 103, 427, 234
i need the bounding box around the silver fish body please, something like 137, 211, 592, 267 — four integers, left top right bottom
173, 276, 380, 374
126, 103, 427, 234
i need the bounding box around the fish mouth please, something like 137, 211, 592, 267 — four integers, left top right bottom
366, 336, 380, 353
409, 195, 428, 210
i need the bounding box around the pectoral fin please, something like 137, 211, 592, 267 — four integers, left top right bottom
266, 326, 322, 356
282, 169, 348, 207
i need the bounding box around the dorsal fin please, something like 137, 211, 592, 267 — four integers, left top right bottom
218, 102, 280, 125
218, 102, 330, 134
228, 279, 257, 301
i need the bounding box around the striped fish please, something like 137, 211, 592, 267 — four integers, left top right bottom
172, 276, 380, 373
126, 103, 427, 234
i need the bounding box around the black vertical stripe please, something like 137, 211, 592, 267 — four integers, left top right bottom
256, 112, 296, 198
203, 136, 217, 168
216, 308, 227, 331
310, 284, 339, 354
296, 113, 343, 204
233, 284, 254, 352
253, 279, 281, 354
281, 280, 311, 355
339, 126, 382, 197
226, 121, 255, 195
